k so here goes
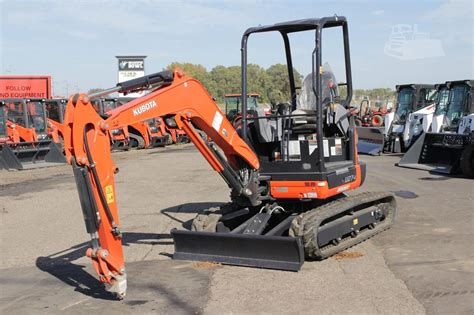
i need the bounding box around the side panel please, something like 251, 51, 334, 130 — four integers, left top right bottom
269, 164, 363, 199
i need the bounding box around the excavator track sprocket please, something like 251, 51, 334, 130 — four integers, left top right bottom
290, 191, 396, 260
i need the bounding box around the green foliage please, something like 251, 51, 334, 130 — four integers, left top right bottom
165, 62, 393, 105
165, 62, 302, 103
353, 88, 396, 102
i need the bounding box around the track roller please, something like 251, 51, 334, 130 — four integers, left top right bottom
290, 192, 396, 260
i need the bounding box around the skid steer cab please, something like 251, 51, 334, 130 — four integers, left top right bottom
357, 84, 437, 155
0, 98, 65, 170
45, 98, 68, 144
63, 16, 396, 299
397, 79, 474, 177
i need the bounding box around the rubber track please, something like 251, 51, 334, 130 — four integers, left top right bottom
290, 191, 396, 260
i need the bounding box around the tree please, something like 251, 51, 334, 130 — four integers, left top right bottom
265, 64, 302, 103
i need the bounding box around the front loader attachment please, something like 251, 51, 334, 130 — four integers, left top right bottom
172, 230, 304, 271
0, 141, 66, 170
356, 126, 385, 155
397, 132, 471, 175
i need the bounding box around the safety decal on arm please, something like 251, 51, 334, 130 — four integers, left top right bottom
212, 111, 223, 131
105, 185, 114, 204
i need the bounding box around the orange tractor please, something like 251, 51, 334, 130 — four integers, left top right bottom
224, 93, 261, 127
62, 17, 396, 299
354, 97, 389, 127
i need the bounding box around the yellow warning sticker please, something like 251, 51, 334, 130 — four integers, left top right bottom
105, 185, 114, 204
353, 218, 359, 225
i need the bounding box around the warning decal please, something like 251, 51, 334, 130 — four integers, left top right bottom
105, 185, 114, 204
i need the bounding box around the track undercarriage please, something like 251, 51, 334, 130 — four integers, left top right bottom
172, 192, 396, 269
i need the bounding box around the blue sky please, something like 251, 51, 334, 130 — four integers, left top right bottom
1, 0, 472, 96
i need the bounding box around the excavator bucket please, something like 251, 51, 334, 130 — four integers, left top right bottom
356, 126, 385, 155
397, 132, 470, 174
0, 141, 66, 170
172, 229, 304, 271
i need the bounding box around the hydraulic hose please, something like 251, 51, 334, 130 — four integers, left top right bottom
83, 125, 121, 237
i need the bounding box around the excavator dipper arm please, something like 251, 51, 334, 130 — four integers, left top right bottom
62, 69, 259, 298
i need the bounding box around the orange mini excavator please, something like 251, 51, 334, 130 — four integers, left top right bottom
63, 17, 396, 299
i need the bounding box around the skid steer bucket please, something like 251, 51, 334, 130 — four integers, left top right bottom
172, 229, 304, 271
356, 127, 385, 155
0, 141, 66, 170
397, 132, 470, 174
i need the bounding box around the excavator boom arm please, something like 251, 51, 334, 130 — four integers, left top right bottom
62, 69, 259, 298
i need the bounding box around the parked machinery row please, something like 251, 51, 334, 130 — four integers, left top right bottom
0, 97, 188, 170
356, 80, 473, 178
0, 98, 65, 170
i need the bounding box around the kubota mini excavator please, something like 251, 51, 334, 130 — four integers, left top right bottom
0, 98, 66, 170
63, 17, 396, 299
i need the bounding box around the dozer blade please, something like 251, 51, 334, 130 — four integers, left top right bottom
356, 127, 385, 155
171, 229, 304, 271
397, 132, 470, 175
0, 141, 66, 170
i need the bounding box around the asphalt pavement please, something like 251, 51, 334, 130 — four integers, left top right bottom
0, 145, 472, 314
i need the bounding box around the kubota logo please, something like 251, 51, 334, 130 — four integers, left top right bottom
133, 100, 157, 116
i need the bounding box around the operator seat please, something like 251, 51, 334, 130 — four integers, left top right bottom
253, 107, 281, 143
293, 74, 318, 134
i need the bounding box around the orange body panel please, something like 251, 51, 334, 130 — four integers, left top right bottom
1, 121, 20, 143
7, 120, 37, 142
47, 118, 63, 143
270, 165, 362, 200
